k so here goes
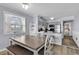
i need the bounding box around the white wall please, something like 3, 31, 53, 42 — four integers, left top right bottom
73, 16, 79, 32
29, 16, 38, 36
0, 6, 33, 49
25, 15, 34, 35
0, 9, 10, 49
72, 16, 79, 47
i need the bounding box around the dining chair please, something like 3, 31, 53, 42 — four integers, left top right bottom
44, 35, 54, 55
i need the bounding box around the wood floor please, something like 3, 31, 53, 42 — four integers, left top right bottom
62, 36, 78, 48
50, 36, 79, 55
50, 44, 79, 55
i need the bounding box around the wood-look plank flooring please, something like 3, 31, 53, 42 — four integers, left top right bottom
50, 44, 79, 55
50, 36, 79, 55
62, 36, 78, 48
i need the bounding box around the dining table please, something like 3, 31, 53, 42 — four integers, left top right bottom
10, 35, 45, 55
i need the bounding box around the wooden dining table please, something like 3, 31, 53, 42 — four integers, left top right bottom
10, 35, 45, 55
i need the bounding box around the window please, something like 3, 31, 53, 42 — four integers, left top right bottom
4, 13, 25, 34
55, 24, 61, 33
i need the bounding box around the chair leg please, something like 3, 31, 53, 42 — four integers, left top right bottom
10, 40, 12, 46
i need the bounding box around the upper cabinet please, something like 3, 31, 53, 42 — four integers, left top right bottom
38, 16, 48, 32
48, 21, 62, 33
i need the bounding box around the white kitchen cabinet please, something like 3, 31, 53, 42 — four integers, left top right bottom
45, 33, 63, 45
54, 34, 63, 45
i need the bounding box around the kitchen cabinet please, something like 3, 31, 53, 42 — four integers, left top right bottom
44, 33, 63, 45
54, 34, 63, 45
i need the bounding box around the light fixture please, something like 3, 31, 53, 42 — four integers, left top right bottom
22, 3, 29, 10
50, 17, 54, 20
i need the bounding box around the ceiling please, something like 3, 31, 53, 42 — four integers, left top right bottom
0, 3, 79, 18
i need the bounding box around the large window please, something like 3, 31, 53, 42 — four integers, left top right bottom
4, 13, 25, 34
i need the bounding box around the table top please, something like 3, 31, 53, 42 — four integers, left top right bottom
12, 35, 45, 50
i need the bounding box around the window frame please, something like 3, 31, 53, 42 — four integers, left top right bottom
3, 11, 26, 35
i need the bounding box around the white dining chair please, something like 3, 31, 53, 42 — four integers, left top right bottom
44, 35, 54, 55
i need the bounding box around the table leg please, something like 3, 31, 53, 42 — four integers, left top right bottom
34, 51, 38, 55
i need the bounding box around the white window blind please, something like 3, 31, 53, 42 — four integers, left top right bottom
4, 13, 25, 34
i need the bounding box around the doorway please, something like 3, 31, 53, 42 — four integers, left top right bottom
63, 21, 73, 36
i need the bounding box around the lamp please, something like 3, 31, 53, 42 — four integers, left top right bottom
22, 3, 29, 10
50, 17, 54, 20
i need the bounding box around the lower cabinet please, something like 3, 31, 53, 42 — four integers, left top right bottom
49, 34, 63, 45
55, 36, 62, 45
